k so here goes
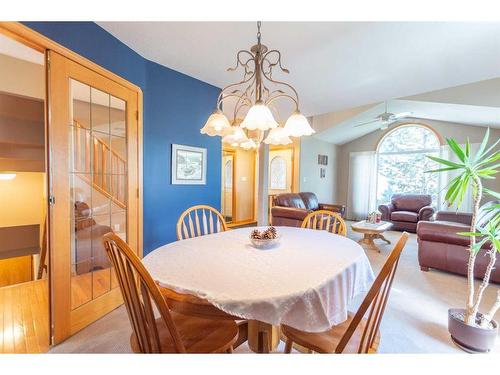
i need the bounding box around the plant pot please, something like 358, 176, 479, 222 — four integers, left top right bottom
448, 308, 498, 353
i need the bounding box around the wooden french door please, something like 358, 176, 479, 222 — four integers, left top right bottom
48, 51, 139, 344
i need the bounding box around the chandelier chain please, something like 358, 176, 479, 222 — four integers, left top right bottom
257, 21, 261, 44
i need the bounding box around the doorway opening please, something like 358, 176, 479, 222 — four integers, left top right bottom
221, 147, 256, 227
0, 33, 49, 353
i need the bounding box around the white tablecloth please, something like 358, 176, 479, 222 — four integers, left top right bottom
143, 226, 374, 332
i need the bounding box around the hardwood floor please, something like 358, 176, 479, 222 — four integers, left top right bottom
71, 268, 118, 310
0, 279, 49, 353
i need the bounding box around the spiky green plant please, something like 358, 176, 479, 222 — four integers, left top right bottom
426, 128, 500, 327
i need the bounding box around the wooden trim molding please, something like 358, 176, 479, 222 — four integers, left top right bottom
0, 22, 144, 258
0, 22, 142, 93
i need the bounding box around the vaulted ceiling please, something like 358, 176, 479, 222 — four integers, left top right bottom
98, 22, 500, 117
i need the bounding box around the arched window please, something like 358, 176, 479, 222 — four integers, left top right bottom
376, 125, 442, 206
270, 156, 287, 190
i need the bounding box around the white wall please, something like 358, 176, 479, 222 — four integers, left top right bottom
0, 54, 44, 99
299, 136, 338, 204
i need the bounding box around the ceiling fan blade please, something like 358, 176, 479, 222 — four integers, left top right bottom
353, 119, 380, 128
393, 112, 413, 119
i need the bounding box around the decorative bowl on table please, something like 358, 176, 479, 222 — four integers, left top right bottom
249, 226, 280, 249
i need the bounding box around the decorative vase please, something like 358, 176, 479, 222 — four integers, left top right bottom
448, 308, 498, 353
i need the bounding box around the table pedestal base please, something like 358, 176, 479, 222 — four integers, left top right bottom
248, 320, 281, 353
358, 233, 391, 253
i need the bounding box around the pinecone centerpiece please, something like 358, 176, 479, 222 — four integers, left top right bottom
249, 226, 280, 249
250, 229, 261, 239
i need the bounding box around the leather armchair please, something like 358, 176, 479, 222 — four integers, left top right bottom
417, 201, 499, 283
378, 194, 434, 233
271, 192, 345, 227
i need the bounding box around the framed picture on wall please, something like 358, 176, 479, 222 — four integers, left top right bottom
318, 154, 328, 166
171, 144, 207, 185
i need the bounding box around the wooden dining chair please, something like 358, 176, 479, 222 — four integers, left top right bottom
102, 232, 239, 353
176, 205, 228, 240
301, 210, 347, 236
282, 232, 409, 354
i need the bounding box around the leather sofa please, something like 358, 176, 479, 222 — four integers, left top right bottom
378, 194, 434, 232
417, 201, 499, 283
271, 192, 345, 227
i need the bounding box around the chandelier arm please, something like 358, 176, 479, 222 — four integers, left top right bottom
266, 102, 282, 124
232, 86, 255, 120
263, 49, 289, 72
264, 93, 299, 111
261, 51, 300, 110
216, 70, 256, 109
227, 49, 256, 73
261, 72, 300, 111
229, 75, 257, 119
233, 101, 251, 122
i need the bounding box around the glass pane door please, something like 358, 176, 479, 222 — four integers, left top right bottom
69, 79, 127, 310
49, 51, 138, 343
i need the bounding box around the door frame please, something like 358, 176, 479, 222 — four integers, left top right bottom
221, 148, 237, 223
222, 146, 258, 226
0, 22, 144, 346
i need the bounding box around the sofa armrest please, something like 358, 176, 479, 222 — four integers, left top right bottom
319, 203, 346, 217
435, 211, 473, 225
271, 206, 310, 221
418, 205, 435, 221
378, 203, 394, 221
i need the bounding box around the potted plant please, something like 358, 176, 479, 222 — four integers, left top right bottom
427, 128, 500, 353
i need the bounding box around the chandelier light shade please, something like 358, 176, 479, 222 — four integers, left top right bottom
263, 126, 292, 145
200, 109, 231, 136
240, 102, 279, 131
221, 126, 248, 146
283, 111, 315, 137
240, 138, 258, 150
200, 22, 314, 149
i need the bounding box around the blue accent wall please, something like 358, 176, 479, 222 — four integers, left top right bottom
143, 60, 221, 251
24, 22, 221, 254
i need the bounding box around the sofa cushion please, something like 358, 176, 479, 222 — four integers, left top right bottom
299, 192, 319, 211
391, 194, 432, 212
418, 220, 492, 250
391, 210, 418, 223
417, 220, 471, 247
274, 193, 306, 209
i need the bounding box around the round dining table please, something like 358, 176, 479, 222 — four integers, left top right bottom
142, 226, 374, 353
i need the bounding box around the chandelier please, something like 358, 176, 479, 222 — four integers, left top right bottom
200, 22, 315, 149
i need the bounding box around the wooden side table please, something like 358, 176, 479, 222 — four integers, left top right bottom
351, 221, 392, 253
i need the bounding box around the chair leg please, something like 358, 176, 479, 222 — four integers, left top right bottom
226, 346, 233, 354
284, 338, 293, 353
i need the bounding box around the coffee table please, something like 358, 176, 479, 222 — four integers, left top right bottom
351, 220, 393, 252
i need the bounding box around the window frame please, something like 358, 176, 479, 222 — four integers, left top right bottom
375, 123, 443, 206
269, 155, 288, 190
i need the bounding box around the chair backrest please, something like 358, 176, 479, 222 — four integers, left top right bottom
301, 210, 347, 236
103, 232, 186, 353
273, 193, 307, 209
176, 205, 227, 240
391, 194, 431, 212
298, 192, 319, 211
335, 232, 409, 353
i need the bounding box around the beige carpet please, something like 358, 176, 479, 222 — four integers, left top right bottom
50, 224, 500, 353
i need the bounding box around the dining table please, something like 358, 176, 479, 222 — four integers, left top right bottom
142, 226, 375, 353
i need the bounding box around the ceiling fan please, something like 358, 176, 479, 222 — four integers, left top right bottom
354, 101, 412, 130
